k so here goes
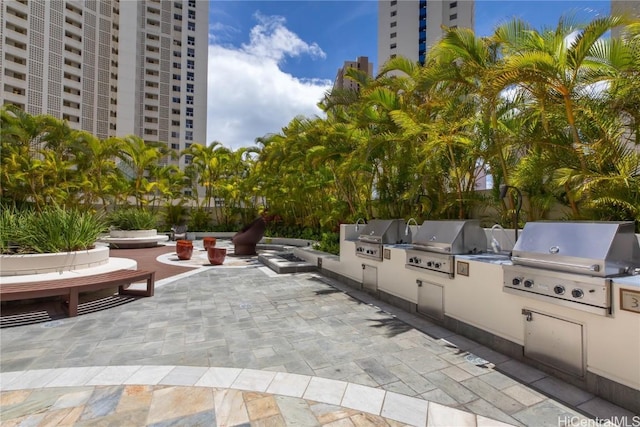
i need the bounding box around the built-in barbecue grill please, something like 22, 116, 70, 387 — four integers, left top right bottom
354, 219, 408, 261
503, 221, 640, 316
406, 220, 487, 277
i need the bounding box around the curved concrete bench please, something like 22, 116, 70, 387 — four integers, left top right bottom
0, 269, 155, 317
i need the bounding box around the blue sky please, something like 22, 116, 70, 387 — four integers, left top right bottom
207, 0, 611, 149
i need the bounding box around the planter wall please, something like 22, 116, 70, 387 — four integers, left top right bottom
0, 246, 110, 276
109, 229, 159, 238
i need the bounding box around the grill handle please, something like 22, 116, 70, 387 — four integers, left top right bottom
511, 256, 600, 272
412, 244, 451, 253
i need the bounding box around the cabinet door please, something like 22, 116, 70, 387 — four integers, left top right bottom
524, 310, 584, 377
362, 264, 377, 293
417, 280, 444, 320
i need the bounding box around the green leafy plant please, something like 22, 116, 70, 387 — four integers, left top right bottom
11, 206, 107, 253
163, 203, 189, 230
312, 232, 340, 255
108, 207, 157, 230
188, 207, 212, 231
0, 205, 21, 253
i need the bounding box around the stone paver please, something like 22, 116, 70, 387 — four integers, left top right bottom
0, 251, 629, 425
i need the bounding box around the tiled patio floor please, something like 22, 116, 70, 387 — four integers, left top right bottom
0, 242, 635, 426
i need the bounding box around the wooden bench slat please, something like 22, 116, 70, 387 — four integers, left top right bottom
0, 269, 155, 317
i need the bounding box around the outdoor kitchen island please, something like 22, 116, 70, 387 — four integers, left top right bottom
317, 222, 640, 415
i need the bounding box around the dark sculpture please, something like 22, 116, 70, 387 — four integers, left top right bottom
170, 224, 187, 241
232, 217, 266, 256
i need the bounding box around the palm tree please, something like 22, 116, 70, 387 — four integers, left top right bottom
183, 142, 231, 222
117, 135, 167, 208
492, 14, 634, 216
69, 133, 124, 211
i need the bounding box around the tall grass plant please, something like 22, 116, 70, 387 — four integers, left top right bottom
108, 208, 157, 230
9, 206, 107, 253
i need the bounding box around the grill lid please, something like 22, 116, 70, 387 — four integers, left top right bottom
511, 221, 640, 277
357, 219, 408, 244
412, 220, 487, 254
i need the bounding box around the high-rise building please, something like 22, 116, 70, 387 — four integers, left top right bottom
333, 56, 373, 91
377, 0, 474, 72
0, 0, 208, 169
117, 0, 208, 168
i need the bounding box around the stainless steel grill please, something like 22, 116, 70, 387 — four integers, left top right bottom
503, 221, 640, 316
406, 220, 487, 277
354, 219, 408, 261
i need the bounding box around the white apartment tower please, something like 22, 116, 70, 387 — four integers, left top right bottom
377, 0, 474, 72
1, 0, 117, 137
117, 0, 208, 168
0, 0, 208, 168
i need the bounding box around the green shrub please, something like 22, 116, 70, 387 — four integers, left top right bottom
163, 203, 189, 229
188, 207, 212, 231
13, 206, 107, 253
313, 232, 340, 255
109, 207, 157, 230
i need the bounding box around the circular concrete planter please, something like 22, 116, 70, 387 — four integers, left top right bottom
109, 229, 159, 238
99, 229, 169, 248
0, 245, 110, 277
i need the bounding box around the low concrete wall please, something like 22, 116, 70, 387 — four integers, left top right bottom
187, 232, 236, 240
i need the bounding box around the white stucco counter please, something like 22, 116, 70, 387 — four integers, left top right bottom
317, 225, 640, 413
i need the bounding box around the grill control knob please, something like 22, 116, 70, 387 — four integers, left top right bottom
571, 288, 584, 299
512, 277, 522, 286
427, 261, 433, 267
524, 279, 534, 288
554, 285, 565, 295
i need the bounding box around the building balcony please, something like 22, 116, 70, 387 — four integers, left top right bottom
62, 85, 82, 97
62, 105, 81, 117
4, 37, 27, 53
64, 37, 83, 51
144, 97, 160, 106
7, 1, 28, 13
3, 84, 26, 97
63, 46, 82, 62
63, 78, 82, 91
5, 24, 27, 38
2, 75, 27, 88
4, 60, 27, 75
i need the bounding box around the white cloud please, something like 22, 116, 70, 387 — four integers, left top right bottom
207, 14, 332, 150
